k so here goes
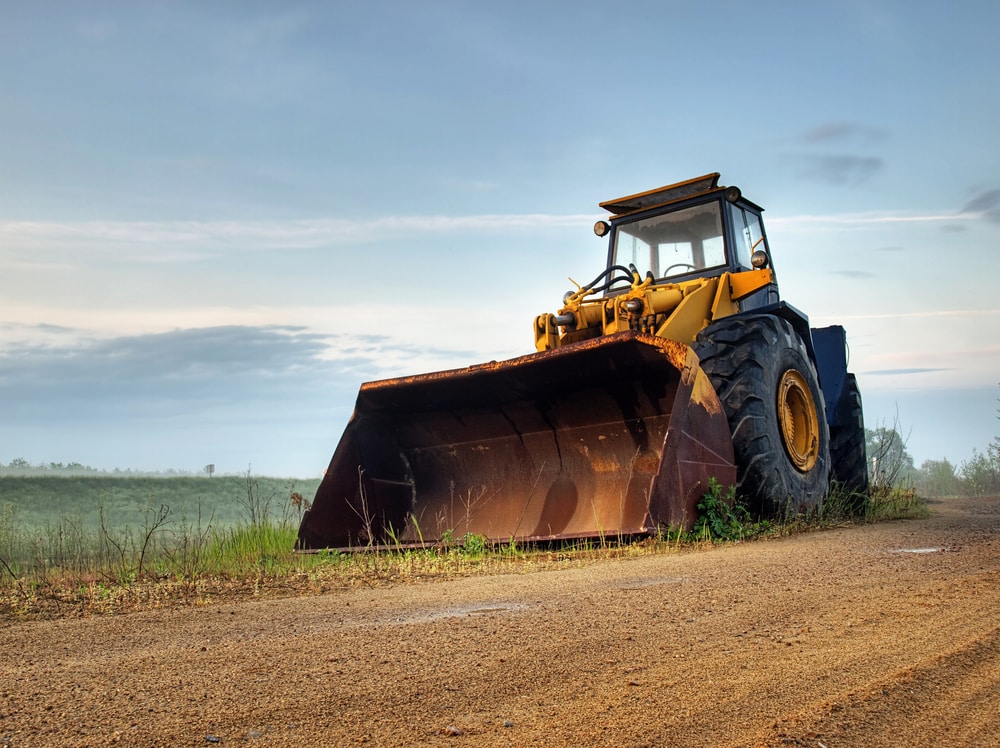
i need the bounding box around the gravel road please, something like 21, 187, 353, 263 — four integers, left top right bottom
2, 495, 998, 747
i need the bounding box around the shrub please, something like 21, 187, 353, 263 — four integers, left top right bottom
694, 478, 750, 541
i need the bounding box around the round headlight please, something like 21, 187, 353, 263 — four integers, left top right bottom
594, 220, 611, 237
751, 249, 769, 269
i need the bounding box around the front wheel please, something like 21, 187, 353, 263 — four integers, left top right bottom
694, 315, 831, 518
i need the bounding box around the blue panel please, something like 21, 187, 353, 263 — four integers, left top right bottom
811, 325, 848, 427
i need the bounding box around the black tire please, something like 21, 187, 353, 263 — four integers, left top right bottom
829, 373, 869, 511
693, 315, 831, 518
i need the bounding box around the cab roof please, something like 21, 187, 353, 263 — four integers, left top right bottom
599, 173, 722, 217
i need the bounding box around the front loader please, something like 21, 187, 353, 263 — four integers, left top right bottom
297, 173, 868, 550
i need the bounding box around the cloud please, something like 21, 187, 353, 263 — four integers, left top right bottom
0, 322, 521, 472
0, 213, 594, 259
768, 212, 978, 230
0, 326, 330, 411
864, 367, 954, 376
792, 154, 884, 186
959, 189, 1000, 223
820, 309, 1000, 321
829, 269, 877, 279
800, 122, 887, 144
0, 324, 488, 422
784, 122, 888, 187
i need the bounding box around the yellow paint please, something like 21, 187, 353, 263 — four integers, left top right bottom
655, 277, 718, 344
535, 266, 774, 352
729, 268, 774, 300
710, 274, 738, 320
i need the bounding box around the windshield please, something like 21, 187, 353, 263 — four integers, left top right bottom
612, 200, 726, 281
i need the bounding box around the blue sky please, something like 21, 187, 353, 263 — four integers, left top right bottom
1, 1, 998, 476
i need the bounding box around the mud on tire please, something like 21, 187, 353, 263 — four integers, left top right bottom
694, 315, 831, 518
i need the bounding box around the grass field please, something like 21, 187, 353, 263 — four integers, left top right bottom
0, 474, 321, 531
0, 473, 925, 620
0, 474, 321, 596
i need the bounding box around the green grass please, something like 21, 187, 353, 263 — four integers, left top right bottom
0, 474, 320, 529
864, 485, 930, 521
0, 477, 929, 620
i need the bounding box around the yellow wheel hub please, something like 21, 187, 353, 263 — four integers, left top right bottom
777, 369, 820, 472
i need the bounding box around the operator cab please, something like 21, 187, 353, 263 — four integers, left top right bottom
597, 173, 776, 308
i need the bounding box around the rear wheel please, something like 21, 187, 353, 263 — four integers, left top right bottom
694, 315, 830, 518
829, 373, 869, 513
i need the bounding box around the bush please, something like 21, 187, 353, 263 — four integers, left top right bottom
694, 479, 751, 541
915, 458, 962, 498
959, 438, 1000, 497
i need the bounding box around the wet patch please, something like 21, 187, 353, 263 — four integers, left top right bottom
891, 547, 955, 554
619, 576, 688, 589
390, 602, 526, 625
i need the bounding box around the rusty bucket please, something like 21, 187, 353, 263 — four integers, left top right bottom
296, 331, 735, 550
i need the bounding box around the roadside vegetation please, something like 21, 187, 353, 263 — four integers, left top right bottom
2, 415, 995, 621
0, 474, 920, 620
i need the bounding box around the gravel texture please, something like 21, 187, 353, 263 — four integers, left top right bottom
2, 495, 998, 747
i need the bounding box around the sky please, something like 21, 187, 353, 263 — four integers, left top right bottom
1, 0, 998, 477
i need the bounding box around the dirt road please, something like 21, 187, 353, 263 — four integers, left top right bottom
2, 496, 998, 747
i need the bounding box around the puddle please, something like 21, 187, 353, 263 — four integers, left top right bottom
619, 576, 687, 589
892, 547, 949, 554
390, 602, 525, 625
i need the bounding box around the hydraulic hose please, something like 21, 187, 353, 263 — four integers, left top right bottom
584, 264, 638, 295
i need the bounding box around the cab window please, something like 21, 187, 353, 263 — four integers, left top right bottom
613, 200, 726, 280
728, 204, 767, 269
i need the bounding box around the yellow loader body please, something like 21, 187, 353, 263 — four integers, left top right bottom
296, 172, 857, 549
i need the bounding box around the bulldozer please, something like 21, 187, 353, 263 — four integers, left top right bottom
297, 173, 868, 550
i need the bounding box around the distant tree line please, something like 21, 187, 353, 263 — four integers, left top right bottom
867, 428, 1000, 498
871, 382, 1000, 498
0, 458, 204, 478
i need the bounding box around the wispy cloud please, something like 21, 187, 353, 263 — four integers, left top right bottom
5, 205, 981, 266
829, 269, 877, 280
786, 122, 888, 187
0, 213, 594, 258
791, 154, 884, 186
959, 189, 1000, 223
768, 211, 980, 229
818, 309, 1000, 321
800, 122, 887, 144
864, 367, 954, 376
